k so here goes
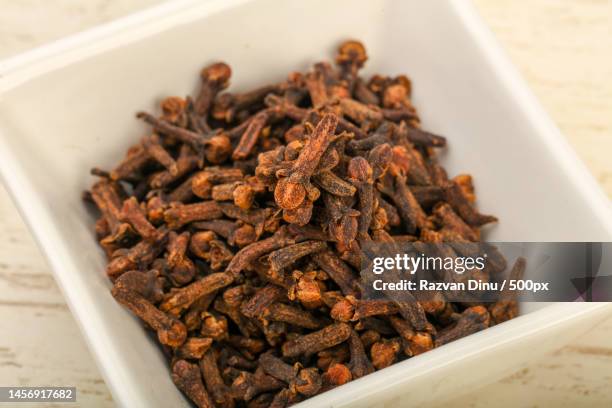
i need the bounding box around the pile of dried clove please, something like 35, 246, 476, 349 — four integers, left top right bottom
85, 40, 520, 407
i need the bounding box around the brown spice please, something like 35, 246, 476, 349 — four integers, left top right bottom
281, 323, 352, 358
86, 39, 514, 408
172, 360, 214, 408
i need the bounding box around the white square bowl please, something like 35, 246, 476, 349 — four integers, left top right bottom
1, 0, 611, 406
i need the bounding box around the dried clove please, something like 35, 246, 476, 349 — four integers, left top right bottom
172, 360, 214, 408
282, 323, 352, 358
87, 39, 510, 407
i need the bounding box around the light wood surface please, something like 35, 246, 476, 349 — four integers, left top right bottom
0, 1, 611, 407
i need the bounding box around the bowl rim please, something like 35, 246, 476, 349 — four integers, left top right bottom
1, 0, 611, 406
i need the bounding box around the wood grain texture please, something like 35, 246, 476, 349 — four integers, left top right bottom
0, 1, 610, 407
472, 0, 612, 200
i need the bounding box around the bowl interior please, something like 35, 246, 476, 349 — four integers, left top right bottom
1, 0, 611, 406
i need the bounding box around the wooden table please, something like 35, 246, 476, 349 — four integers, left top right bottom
1, 1, 611, 406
